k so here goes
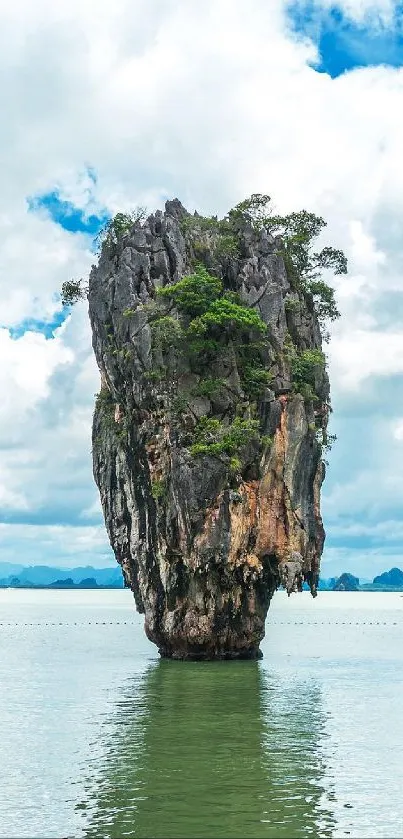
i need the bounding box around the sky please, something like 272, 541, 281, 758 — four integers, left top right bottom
0, 0, 403, 579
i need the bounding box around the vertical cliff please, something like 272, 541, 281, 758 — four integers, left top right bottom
89, 197, 334, 659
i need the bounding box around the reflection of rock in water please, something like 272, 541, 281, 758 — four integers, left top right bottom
80, 661, 335, 838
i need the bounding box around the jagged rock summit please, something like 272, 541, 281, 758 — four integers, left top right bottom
88, 196, 334, 659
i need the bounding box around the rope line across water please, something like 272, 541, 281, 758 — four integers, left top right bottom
0, 621, 400, 627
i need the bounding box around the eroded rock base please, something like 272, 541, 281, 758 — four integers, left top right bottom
158, 647, 264, 661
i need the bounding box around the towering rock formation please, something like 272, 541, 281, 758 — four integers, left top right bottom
89, 198, 331, 659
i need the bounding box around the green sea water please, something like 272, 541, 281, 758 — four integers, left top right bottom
0, 589, 402, 838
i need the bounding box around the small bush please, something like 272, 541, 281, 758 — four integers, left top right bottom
180, 214, 221, 235
192, 377, 225, 398
94, 387, 113, 410
61, 279, 88, 306
241, 365, 271, 398
261, 435, 273, 449
229, 456, 242, 475
96, 209, 147, 254
227, 194, 272, 231
157, 264, 222, 316
151, 478, 166, 501
145, 370, 164, 383
284, 296, 301, 313
190, 416, 260, 459
289, 348, 325, 402
306, 279, 340, 323
151, 316, 184, 353
315, 429, 337, 452
171, 393, 190, 415
214, 234, 240, 259
189, 297, 266, 339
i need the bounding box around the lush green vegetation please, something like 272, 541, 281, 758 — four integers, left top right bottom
191, 377, 225, 398
64, 195, 344, 469
151, 478, 167, 501
290, 348, 326, 398
227, 193, 273, 231
233, 197, 346, 330
138, 263, 273, 464
95, 386, 113, 409
150, 315, 183, 354
95, 209, 146, 254
307, 279, 340, 323
150, 263, 272, 411
188, 297, 266, 339
157, 266, 222, 316
61, 196, 346, 341
182, 194, 345, 333
280, 333, 327, 403
179, 214, 240, 262
189, 416, 261, 458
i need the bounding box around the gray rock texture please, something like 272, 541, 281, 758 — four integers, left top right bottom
89, 199, 329, 659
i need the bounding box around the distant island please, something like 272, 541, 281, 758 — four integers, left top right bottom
317, 567, 403, 592
1, 563, 402, 592
0, 564, 125, 589
372, 568, 403, 588
331, 572, 360, 592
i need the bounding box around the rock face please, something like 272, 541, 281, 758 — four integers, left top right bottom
89, 199, 330, 659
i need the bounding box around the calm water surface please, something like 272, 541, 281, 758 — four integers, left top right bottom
0, 589, 402, 838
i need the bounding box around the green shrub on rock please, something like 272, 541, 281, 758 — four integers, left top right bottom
151, 316, 184, 353
157, 265, 222, 316
190, 416, 261, 459
290, 348, 326, 402
188, 297, 266, 339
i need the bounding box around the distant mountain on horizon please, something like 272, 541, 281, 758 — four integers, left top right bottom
332, 573, 360, 592
320, 567, 403, 592
373, 567, 403, 588
1, 563, 402, 592
0, 563, 125, 589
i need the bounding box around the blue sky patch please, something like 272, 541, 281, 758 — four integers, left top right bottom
286, 1, 403, 78
27, 189, 110, 236
8, 310, 70, 340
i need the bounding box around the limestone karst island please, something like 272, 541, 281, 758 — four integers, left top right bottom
63, 194, 346, 660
